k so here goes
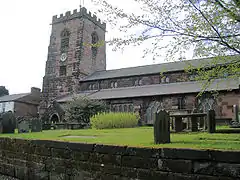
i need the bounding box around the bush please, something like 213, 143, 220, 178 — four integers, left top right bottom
65, 96, 108, 125
90, 112, 139, 129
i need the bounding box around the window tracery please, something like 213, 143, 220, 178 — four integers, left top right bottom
91, 32, 99, 58
60, 29, 70, 51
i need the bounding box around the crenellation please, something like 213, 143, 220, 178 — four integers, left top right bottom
65, 11, 71, 16
52, 15, 58, 21
93, 14, 97, 21
52, 7, 106, 30
88, 11, 92, 17
73, 9, 78, 14
80, 7, 87, 15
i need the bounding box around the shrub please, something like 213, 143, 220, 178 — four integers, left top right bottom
90, 112, 139, 129
65, 96, 108, 125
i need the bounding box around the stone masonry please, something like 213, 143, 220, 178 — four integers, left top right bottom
40, 7, 106, 116
0, 137, 240, 180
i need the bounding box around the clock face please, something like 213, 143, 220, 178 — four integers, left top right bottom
60, 53, 67, 62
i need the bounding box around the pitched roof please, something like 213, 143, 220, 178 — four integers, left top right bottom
80, 55, 239, 82
0, 93, 30, 103
57, 79, 240, 102
56, 91, 96, 103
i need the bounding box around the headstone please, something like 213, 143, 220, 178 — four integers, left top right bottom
207, 109, 216, 133
2, 111, 16, 134
31, 118, 42, 132
232, 105, 239, 122
18, 117, 30, 133
0, 114, 3, 133
154, 110, 170, 144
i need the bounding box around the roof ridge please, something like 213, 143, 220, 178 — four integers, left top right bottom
1, 92, 30, 97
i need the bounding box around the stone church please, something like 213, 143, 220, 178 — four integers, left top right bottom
40, 7, 240, 124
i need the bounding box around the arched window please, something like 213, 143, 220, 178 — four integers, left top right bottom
119, 105, 123, 112
110, 82, 114, 88
61, 29, 70, 51
129, 104, 133, 112
91, 32, 99, 58
92, 32, 99, 44
114, 82, 118, 88
165, 76, 170, 83
89, 84, 92, 90
161, 77, 165, 83
123, 104, 128, 112
112, 105, 116, 112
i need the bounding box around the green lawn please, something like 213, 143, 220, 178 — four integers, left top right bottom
0, 127, 240, 151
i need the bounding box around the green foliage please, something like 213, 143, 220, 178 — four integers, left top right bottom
92, 0, 240, 90
0, 86, 9, 97
90, 112, 139, 129
65, 96, 108, 125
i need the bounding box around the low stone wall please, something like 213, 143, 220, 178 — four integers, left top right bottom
0, 138, 240, 180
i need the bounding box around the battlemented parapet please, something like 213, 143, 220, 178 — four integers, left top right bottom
52, 7, 106, 30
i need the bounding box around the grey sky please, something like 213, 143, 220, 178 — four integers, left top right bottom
0, 0, 190, 94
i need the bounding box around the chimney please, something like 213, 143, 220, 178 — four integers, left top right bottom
31, 87, 41, 95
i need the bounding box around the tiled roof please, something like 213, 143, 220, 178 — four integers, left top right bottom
57, 79, 240, 102
0, 93, 30, 102
80, 55, 239, 82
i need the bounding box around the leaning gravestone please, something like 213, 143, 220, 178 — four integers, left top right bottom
31, 118, 42, 132
2, 111, 16, 134
18, 117, 30, 133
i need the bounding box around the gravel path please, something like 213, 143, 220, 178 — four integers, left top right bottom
0, 175, 19, 180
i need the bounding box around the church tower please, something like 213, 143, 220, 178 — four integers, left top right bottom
40, 7, 106, 115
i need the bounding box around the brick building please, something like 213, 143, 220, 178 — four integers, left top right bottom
40, 7, 240, 124
0, 87, 41, 118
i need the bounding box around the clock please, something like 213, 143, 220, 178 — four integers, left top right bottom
60, 53, 67, 62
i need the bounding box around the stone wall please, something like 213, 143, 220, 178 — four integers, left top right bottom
40, 7, 106, 117
14, 102, 38, 118
0, 138, 239, 180
217, 91, 240, 119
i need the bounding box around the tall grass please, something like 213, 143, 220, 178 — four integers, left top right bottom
90, 112, 139, 129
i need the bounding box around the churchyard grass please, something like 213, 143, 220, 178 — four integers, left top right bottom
0, 126, 240, 150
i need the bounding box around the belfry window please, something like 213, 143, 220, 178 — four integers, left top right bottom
91, 32, 99, 57
61, 29, 70, 51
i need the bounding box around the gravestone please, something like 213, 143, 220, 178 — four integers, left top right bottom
0, 114, 3, 133
18, 117, 30, 133
154, 110, 170, 144
31, 118, 42, 132
207, 109, 216, 133
232, 104, 239, 122
2, 111, 16, 134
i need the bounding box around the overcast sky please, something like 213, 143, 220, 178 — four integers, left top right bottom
0, 0, 190, 94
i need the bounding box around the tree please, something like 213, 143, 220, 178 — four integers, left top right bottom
0, 86, 9, 97
64, 96, 108, 125
91, 0, 240, 91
